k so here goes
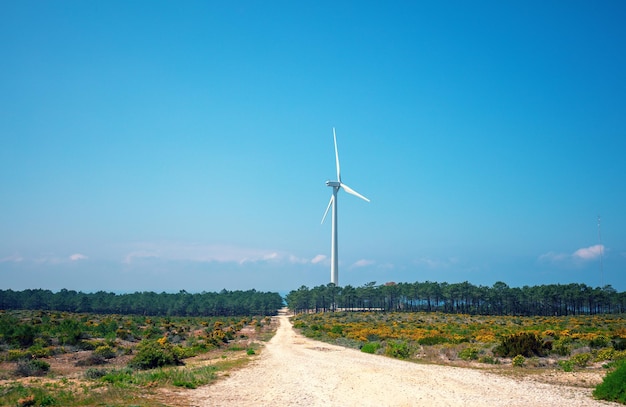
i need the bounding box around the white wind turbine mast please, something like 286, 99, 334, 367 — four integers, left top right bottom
321, 128, 370, 286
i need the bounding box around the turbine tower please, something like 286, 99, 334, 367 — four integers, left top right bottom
321, 128, 370, 286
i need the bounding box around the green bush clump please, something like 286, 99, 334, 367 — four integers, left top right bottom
589, 335, 610, 349
93, 345, 116, 359
612, 338, 626, 351
512, 354, 525, 367
493, 332, 549, 357
6, 349, 31, 361
559, 359, 574, 372
593, 360, 626, 403
385, 341, 411, 359
572, 352, 591, 368
84, 367, 108, 380
57, 319, 83, 345
459, 347, 479, 361
595, 348, 615, 362
101, 368, 136, 386
15, 359, 50, 377
361, 342, 381, 354
478, 355, 499, 364
27, 344, 52, 358
142, 325, 163, 340
551, 338, 571, 356
9, 324, 39, 347
418, 336, 449, 346
129, 339, 184, 370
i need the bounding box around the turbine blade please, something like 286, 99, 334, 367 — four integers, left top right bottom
341, 183, 370, 202
321, 195, 334, 224
333, 127, 341, 182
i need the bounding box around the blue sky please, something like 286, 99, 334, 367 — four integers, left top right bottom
1, 1, 625, 293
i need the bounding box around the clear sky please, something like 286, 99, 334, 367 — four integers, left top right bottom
1, 1, 625, 293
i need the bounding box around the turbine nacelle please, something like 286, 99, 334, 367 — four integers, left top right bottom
326, 181, 341, 187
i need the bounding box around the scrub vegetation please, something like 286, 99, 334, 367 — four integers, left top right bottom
0, 306, 278, 406
287, 281, 626, 404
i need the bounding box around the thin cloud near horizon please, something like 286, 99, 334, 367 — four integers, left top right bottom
539, 244, 605, 265
122, 241, 326, 267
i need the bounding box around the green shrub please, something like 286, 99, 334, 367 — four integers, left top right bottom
84, 367, 108, 380
361, 342, 381, 354
385, 341, 411, 359
27, 344, 52, 358
590, 335, 610, 349
512, 354, 525, 367
57, 319, 83, 345
559, 359, 574, 372
418, 336, 449, 346
572, 352, 591, 368
459, 347, 479, 361
6, 349, 30, 361
15, 359, 50, 377
589, 335, 611, 349
136, 365, 217, 389
494, 332, 548, 358
129, 339, 183, 370
595, 348, 615, 362
593, 360, 626, 403
478, 355, 499, 364
246, 348, 255, 355
612, 338, 626, 351
93, 345, 116, 359
13, 324, 38, 347
143, 325, 163, 340
77, 340, 98, 351
101, 368, 135, 386
551, 338, 571, 356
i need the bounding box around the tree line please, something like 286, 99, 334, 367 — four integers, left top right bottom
285, 281, 626, 316
0, 288, 284, 317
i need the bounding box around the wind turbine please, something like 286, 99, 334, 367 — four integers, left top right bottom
321, 128, 370, 286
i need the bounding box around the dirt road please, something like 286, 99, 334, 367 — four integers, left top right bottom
189, 312, 615, 406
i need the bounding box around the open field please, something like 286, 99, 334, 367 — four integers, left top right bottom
292, 311, 626, 370
0, 310, 277, 406
2, 309, 625, 406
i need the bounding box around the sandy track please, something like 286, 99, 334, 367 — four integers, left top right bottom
189, 312, 615, 407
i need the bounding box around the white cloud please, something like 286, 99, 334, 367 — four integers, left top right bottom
539, 244, 605, 265
414, 256, 459, 269
122, 242, 317, 267
351, 259, 375, 268
538, 251, 568, 262
263, 252, 279, 260
123, 251, 159, 264
2, 253, 88, 264
311, 254, 327, 264
0, 254, 23, 263
69, 253, 88, 261
573, 244, 604, 260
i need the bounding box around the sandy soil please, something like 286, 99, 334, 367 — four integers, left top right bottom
189, 310, 617, 407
